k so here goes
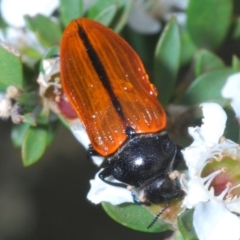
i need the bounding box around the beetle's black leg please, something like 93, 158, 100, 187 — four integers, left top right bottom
98, 167, 128, 188
87, 144, 100, 159
50, 54, 60, 59
99, 168, 152, 204
99, 168, 151, 204
131, 191, 151, 205
147, 201, 170, 229
125, 126, 136, 139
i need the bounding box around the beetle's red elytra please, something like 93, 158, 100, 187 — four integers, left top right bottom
60, 18, 166, 156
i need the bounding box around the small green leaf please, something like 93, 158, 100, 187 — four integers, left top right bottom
60, 0, 84, 26
87, 0, 131, 31
25, 14, 62, 46
21, 46, 42, 61
0, 45, 23, 90
11, 123, 30, 147
180, 68, 234, 105
110, 0, 132, 33
22, 113, 37, 126
194, 49, 225, 77
153, 18, 181, 107
87, 0, 117, 25
102, 202, 171, 233
43, 45, 59, 59
232, 55, 240, 72
22, 126, 49, 166
17, 92, 39, 113
175, 230, 184, 240
180, 27, 198, 66
94, 4, 118, 26
178, 209, 198, 240
187, 0, 232, 49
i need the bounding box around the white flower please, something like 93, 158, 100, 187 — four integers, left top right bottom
181, 103, 240, 240
87, 169, 133, 205
1, 0, 58, 27
222, 72, 240, 118
128, 0, 188, 34
70, 120, 104, 166
0, 93, 12, 119
37, 57, 61, 97
0, 0, 58, 64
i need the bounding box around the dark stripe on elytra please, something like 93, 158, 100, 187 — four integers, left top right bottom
77, 24, 127, 122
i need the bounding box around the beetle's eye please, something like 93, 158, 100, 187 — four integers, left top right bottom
162, 140, 174, 153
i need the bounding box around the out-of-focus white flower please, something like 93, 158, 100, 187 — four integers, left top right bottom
87, 169, 133, 205
0, 93, 12, 119
128, 0, 188, 34
0, 86, 22, 122
181, 103, 240, 240
0, 28, 44, 57
70, 120, 104, 166
0, 0, 58, 64
222, 72, 240, 118
37, 57, 61, 97
1, 0, 58, 27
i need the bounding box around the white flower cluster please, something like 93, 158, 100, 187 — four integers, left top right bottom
181, 103, 240, 240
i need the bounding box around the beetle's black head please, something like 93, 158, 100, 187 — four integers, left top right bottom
144, 173, 184, 204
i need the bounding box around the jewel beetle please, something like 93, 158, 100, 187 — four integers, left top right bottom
60, 18, 184, 227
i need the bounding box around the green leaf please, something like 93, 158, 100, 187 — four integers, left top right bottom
93, 4, 118, 26
21, 46, 42, 61
22, 113, 37, 126
153, 18, 181, 107
24, 14, 62, 46
43, 45, 60, 59
17, 92, 39, 113
178, 209, 198, 240
175, 230, 184, 240
187, 0, 232, 49
180, 27, 197, 66
110, 0, 132, 33
102, 202, 171, 233
11, 123, 30, 147
22, 126, 49, 166
0, 45, 23, 90
180, 69, 234, 105
87, 0, 131, 32
194, 49, 225, 77
232, 55, 240, 72
60, 0, 84, 27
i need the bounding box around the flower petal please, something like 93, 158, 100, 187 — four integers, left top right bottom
182, 178, 210, 208
191, 103, 226, 147
1, 0, 58, 27
222, 72, 240, 118
193, 200, 240, 240
70, 120, 104, 166
87, 169, 133, 205
128, 1, 161, 34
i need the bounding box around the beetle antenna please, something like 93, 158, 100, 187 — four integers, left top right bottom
147, 201, 170, 229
